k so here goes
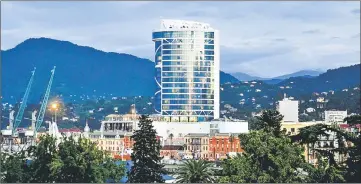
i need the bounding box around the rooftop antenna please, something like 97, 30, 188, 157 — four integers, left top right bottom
284, 93, 287, 99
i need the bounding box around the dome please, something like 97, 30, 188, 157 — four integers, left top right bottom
84, 121, 90, 132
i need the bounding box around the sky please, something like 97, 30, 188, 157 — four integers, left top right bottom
1, 1, 360, 78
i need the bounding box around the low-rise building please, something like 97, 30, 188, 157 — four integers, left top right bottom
183, 133, 245, 161
209, 133, 243, 160
160, 145, 185, 160
88, 132, 134, 158
183, 133, 209, 160
325, 110, 347, 124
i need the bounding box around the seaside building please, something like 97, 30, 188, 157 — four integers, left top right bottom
152, 19, 220, 122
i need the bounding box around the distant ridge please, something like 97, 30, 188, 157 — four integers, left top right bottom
231, 70, 323, 83
1, 37, 239, 103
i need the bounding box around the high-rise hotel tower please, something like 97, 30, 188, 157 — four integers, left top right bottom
152, 20, 220, 122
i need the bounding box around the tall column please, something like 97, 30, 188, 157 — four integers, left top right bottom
9, 110, 15, 130
32, 110, 37, 131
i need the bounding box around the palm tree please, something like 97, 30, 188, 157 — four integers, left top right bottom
229, 134, 235, 152
176, 159, 215, 183
169, 133, 174, 158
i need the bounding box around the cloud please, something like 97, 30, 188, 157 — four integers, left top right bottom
273, 38, 287, 42
351, 9, 360, 14
302, 29, 321, 34
351, 33, 360, 38
1, 1, 360, 77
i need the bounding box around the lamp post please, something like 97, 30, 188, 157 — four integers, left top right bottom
51, 102, 58, 124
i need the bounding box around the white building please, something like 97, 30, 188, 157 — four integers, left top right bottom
325, 110, 347, 124
277, 94, 299, 123
152, 119, 249, 140
152, 19, 220, 122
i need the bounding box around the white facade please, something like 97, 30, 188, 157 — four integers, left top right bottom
213, 121, 249, 134
152, 19, 220, 122
152, 121, 210, 139
152, 120, 248, 139
325, 110, 347, 124
277, 95, 299, 123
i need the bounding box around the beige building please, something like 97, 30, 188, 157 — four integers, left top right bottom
184, 133, 210, 159
85, 106, 138, 160
281, 121, 325, 136
88, 132, 134, 159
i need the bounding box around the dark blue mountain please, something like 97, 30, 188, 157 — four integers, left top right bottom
276, 64, 361, 96
1, 38, 239, 103
231, 70, 322, 84
274, 70, 322, 80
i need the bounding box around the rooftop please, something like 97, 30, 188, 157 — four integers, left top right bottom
158, 19, 215, 31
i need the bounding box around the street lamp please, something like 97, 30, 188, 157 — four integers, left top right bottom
51, 102, 58, 123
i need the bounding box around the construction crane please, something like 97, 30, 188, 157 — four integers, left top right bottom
35, 66, 56, 135
12, 68, 36, 136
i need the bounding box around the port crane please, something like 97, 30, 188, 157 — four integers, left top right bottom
1, 68, 36, 154
35, 66, 56, 136
12, 68, 36, 135
1, 66, 56, 154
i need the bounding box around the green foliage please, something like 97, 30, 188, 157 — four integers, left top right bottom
302, 154, 345, 183
1, 151, 31, 183
255, 109, 284, 136
176, 160, 215, 183
128, 115, 165, 183
27, 134, 58, 182
292, 115, 361, 183
219, 131, 307, 183
2, 135, 125, 183
51, 137, 125, 183
248, 117, 261, 130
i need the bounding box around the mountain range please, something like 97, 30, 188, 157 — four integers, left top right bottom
231, 70, 323, 84
1, 38, 239, 103
2, 38, 359, 104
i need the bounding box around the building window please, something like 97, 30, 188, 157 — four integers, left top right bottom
291, 128, 295, 133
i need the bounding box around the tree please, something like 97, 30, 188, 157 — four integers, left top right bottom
169, 133, 174, 158
2, 135, 125, 183
248, 117, 262, 131
293, 124, 330, 162
292, 115, 361, 182
219, 131, 307, 183
303, 154, 345, 183
26, 134, 58, 183
229, 134, 235, 152
255, 109, 284, 137
128, 115, 165, 183
176, 159, 215, 183
51, 136, 125, 183
1, 151, 31, 183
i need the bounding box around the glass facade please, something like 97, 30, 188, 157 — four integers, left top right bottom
153, 20, 220, 122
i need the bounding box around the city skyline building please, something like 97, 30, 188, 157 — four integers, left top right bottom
152, 19, 220, 122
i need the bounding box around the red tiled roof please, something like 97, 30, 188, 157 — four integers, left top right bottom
59, 128, 82, 133
339, 124, 361, 129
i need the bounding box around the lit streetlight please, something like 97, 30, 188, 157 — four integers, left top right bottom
51, 101, 59, 124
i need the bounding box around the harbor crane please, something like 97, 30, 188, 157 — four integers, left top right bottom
35, 66, 56, 136
12, 68, 36, 135
1, 66, 57, 153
